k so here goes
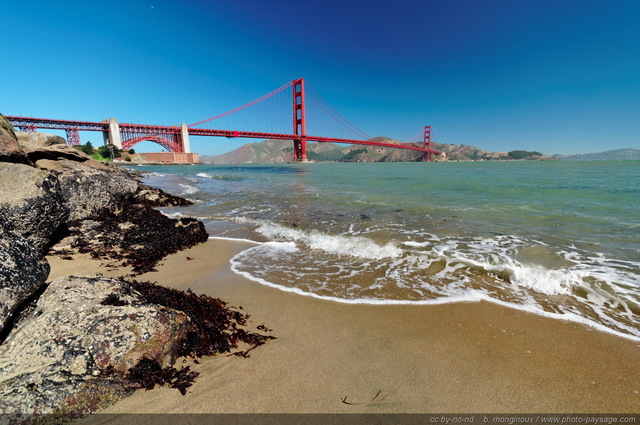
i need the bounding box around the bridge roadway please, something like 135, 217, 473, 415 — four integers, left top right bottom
190, 128, 432, 152
6, 78, 442, 161
6, 115, 436, 156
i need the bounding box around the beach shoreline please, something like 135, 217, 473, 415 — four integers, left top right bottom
49, 237, 640, 414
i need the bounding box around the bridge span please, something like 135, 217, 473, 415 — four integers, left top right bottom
6, 78, 441, 162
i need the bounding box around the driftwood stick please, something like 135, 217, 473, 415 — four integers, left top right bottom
341, 390, 381, 405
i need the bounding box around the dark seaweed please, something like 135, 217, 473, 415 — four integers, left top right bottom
122, 357, 199, 395
126, 279, 275, 358
111, 280, 275, 395
49, 183, 208, 274
100, 293, 127, 306
64, 201, 208, 274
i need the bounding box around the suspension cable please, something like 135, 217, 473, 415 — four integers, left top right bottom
189, 80, 294, 128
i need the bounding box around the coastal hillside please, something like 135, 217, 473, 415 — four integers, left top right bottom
199, 138, 422, 164
555, 148, 640, 161
200, 138, 556, 164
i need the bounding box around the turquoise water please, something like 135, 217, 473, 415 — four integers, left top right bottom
137, 161, 640, 340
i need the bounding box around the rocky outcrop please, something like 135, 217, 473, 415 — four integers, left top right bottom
0, 163, 69, 253
0, 114, 30, 165
27, 144, 93, 164
38, 159, 140, 221
16, 131, 66, 150
0, 116, 271, 421
132, 183, 194, 207
0, 274, 274, 420
52, 202, 208, 274
16, 130, 95, 164
0, 276, 192, 417
0, 225, 50, 336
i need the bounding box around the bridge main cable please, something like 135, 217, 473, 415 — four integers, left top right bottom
188, 80, 295, 128
305, 83, 371, 141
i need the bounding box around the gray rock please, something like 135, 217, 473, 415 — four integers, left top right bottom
16, 131, 66, 150
38, 159, 139, 221
132, 183, 193, 207
0, 276, 192, 418
0, 114, 30, 165
0, 225, 50, 335
26, 143, 93, 163
0, 162, 69, 253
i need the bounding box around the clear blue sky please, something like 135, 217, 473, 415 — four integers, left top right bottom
2, 0, 639, 155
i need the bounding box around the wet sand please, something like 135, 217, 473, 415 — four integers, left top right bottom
48, 238, 640, 414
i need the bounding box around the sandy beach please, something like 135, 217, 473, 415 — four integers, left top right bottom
48, 238, 640, 415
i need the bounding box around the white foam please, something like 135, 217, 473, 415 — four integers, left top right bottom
160, 211, 187, 219
255, 221, 402, 260
229, 246, 640, 342
143, 172, 167, 177
196, 172, 241, 181
204, 213, 640, 342
428, 235, 581, 296
508, 263, 579, 295
403, 241, 431, 248
208, 236, 263, 245
230, 248, 481, 306
178, 183, 198, 195
262, 241, 299, 254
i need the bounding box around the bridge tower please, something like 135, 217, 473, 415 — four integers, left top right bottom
292, 78, 307, 161
65, 128, 81, 145
423, 125, 432, 162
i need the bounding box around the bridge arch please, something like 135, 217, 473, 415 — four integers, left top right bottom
121, 136, 184, 153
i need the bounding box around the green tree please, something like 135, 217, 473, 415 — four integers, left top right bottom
81, 141, 94, 155
98, 144, 122, 159
508, 150, 542, 160
128, 148, 136, 155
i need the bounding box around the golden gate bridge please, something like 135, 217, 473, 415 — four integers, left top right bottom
6, 78, 441, 162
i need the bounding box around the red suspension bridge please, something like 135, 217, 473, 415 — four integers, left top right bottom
6, 78, 441, 162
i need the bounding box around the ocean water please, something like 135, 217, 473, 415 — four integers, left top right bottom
135, 160, 640, 341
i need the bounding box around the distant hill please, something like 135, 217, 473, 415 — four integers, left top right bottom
200, 138, 557, 164
554, 148, 640, 161
200, 138, 427, 164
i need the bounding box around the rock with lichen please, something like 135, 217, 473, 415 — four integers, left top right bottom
0, 162, 69, 253
0, 225, 50, 335
37, 159, 140, 221
26, 143, 94, 164
15, 131, 66, 151
0, 114, 30, 165
0, 276, 192, 418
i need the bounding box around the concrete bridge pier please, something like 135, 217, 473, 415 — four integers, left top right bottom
106, 117, 122, 149
181, 123, 190, 153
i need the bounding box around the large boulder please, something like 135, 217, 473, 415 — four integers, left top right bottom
0, 225, 50, 335
0, 114, 30, 165
34, 159, 139, 221
16, 130, 94, 164
27, 143, 93, 163
0, 162, 69, 253
0, 276, 192, 417
15, 131, 66, 151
